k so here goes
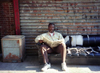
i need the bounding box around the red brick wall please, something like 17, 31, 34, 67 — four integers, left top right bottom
0, 2, 15, 37
20, 0, 100, 35
19, 0, 100, 55
0, 1, 15, 52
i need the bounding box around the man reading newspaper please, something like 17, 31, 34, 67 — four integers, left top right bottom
35, 23, 68, 71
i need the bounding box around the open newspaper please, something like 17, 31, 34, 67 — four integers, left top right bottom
42, 36, 64, 48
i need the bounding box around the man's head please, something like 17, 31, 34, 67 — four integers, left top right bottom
48, 23, 55, 33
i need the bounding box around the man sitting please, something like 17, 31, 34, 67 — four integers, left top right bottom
35, 23, 68, 71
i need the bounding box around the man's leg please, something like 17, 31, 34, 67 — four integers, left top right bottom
55, 43, 66, 62
54, 43, 68, 71
40, 44, 52, 63
40, 44, 53, 71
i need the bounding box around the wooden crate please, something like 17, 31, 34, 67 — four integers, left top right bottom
1, 35, 25, 62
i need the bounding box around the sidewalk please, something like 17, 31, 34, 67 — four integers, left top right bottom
0, 55, 100, 73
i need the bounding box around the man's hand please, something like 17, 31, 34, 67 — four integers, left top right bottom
39, 40, 43, 43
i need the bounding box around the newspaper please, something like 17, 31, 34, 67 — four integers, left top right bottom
43, 36, 64, 48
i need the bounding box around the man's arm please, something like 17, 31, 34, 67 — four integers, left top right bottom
59, 33, 64, 40
35, 34, 43, 43
58, 33, 65, 43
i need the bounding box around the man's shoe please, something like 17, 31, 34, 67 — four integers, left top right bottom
61, 62, 68, 71
41, 63, 51, 71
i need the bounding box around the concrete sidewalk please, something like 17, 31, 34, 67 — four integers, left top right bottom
0, 56, 100, 73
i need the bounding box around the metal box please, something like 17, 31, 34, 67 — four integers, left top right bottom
1, 35, 25, 62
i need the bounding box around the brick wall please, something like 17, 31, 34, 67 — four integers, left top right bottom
19, 0, 100, 55
0, 1, 15, 52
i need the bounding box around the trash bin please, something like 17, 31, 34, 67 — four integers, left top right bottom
1, 35, 25, 62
